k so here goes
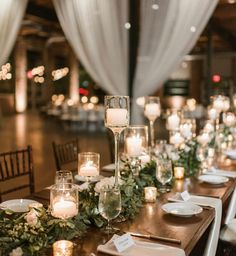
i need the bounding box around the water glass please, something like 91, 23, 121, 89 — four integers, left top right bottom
55, 170, 73, 184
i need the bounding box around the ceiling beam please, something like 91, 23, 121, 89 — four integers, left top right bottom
210, 18, 236, 51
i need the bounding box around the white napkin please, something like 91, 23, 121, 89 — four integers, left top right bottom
97, 234, 186, 256
168, 193, 222, 256
204, 167, 236, 178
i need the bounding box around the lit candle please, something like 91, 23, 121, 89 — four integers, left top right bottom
79, 161, 99, 177
144, 103, 160, 121
53, 240, 73, 256
106, 108, 128, 126
52, 198, 78, 219
170, 132, 184, 146
126, 136, 143, 157
208, 107, 218, 120
144, 187, 157, 203
174, 167, 185, 179
167, 113, 180, 130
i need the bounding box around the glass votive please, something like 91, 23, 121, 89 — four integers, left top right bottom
53, 240, 73, 256
124, 125, 148, 157
166, 109, 181, 131
78, 152, 100, 177
174, 166, 185, 180
50, 183, 78, 219
144, 187, 157, 203
55, 170, 73, 184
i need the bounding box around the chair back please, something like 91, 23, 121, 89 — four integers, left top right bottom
0, 145, 34, 202
52, 138, 79, 171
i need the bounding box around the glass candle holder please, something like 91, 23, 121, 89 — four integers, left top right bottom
78, 152, 100, 178
166, 109, 181, 131
55, 170, 73, 184
50, 183, 78, 219
144, 187, 157, 203
53, 240, 73, 256
124, 125, 148, 158
174, 166, 185, 180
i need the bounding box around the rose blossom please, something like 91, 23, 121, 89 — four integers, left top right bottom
94, 176, 122, 194
9, 247, 23, 256
25, 210, 38, 226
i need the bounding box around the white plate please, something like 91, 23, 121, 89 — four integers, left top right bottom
74, 175, 103, 182
198, 174, 229, 185
162, 202, 203, 217
0, 199, 39, 212
224, 149, 236, 159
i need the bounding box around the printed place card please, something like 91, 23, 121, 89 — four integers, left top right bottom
181, 190, 190, 201
113, 234, 135, 253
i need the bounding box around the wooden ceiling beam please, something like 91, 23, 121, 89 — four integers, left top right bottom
210, 18, 236, 50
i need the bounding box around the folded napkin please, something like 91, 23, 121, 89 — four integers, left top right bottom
168, 193, 222, 256
97, 234, 185, 256
204, 167, 236, 178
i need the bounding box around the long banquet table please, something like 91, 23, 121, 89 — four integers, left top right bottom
28, 171, 236, 256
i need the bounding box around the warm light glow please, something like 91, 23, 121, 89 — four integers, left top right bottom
124, 22, 131, 29
81, 96, 88, 104
136, 96, 145, 107
212, 75, 221, 83
90, 96, 99, 104
52, 67, 69, 81
190, 26, 196, 32
0, 63, 11, 80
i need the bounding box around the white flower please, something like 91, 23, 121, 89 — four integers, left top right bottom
169, 152, 180, 161
9, 247, 23, 256
25, 209, 38, 226
94, 176, 122, 194
184, 145, 191, 153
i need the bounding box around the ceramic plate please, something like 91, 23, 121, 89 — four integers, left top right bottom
224, 150, 236, 159
198, 174, 229, 185
162, 202, 202, 217
74, 175, 103, 182
0, 199, 39, 212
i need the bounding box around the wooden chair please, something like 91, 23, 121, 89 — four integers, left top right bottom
52, 138, 79, 171
0, 145, 35, 203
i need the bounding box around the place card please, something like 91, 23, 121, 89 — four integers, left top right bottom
180, 190, 190, 201
113, 233, 134, 252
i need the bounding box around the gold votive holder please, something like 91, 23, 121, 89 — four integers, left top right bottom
174, 167, 185, 180
144, 187, 157, 203
53, 240, 73, 256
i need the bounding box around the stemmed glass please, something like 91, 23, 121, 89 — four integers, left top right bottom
155, 157, 173, 193
104, 96, 129, 187
144, 96, 161, 148
55, 170, 73, 184
98, 187, 122, 233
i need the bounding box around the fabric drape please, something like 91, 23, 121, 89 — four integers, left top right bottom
53, 0, 129, 95
0, 0, 28, 65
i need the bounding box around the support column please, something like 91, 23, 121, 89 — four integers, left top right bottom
69, 49, 79, 103
15, 38, 27, 113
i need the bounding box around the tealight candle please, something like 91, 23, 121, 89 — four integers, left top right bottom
174, 167, 185, 179
53, 240, 73, 256
106, 108, 128, 126
52, 198, 78, 219
79, 161, 99, 177
126, 136, 143, 157
144, 187, 157, 203
167, 113, 181, 130
144, 103, 160, 121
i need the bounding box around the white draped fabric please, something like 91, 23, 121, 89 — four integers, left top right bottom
53, 0, 128, 95
0, 0, 28, 65
133, 0, 218, 99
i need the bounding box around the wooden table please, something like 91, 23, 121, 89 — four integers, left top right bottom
28, 175, 236, 256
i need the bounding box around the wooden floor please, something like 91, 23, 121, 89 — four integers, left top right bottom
0, 111, 111, 192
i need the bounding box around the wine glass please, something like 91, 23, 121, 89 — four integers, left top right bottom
104, 96, 129, 187
144, 96, 161, 148
98, 187, 122, 233
155, 157, 173, 193
55, 170, 73, 184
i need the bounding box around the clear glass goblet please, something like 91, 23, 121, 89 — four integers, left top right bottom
98, 187, 122, 233
155, 158, 173, 193
104, 96, 129, 187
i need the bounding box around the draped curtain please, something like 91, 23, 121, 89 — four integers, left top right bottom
53, 0, 129, 95
133, 0, 218, 98
0, 0, 28, 65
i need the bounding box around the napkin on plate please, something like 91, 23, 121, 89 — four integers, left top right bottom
97, 235, 185, 256
204, 167, 236, 178
168, 193, 222, 256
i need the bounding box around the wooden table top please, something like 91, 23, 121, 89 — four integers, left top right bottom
29, 173, 236, 256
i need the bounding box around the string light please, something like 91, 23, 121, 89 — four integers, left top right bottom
124, 22, 131, 29
52, 67, 69, 81
0, 63, 12, 80
27, 65, 45, 84
190, 26, 196, 33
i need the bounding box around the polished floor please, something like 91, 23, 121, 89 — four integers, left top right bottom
0, 111, 111, 192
